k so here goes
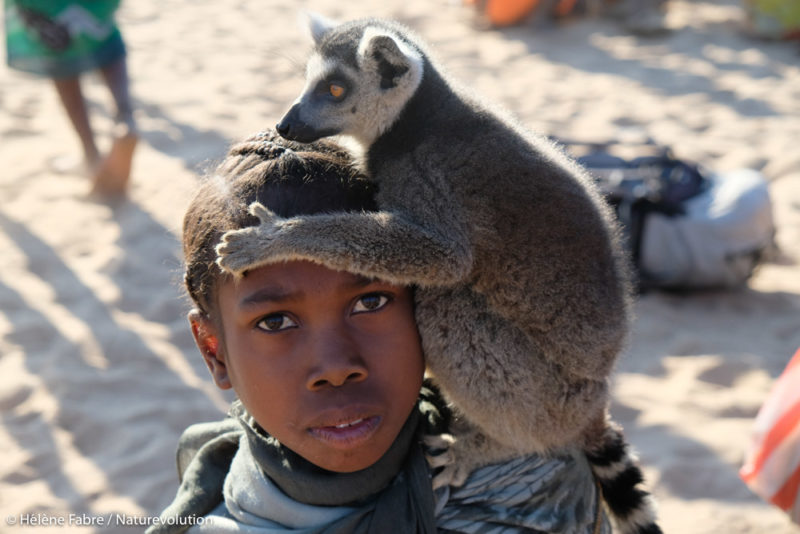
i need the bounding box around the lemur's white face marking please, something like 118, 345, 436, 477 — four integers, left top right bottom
304, 55, 337, 86
276, 16, 424, 148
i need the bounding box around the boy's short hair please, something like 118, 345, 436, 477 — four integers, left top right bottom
182, 130, 378, 316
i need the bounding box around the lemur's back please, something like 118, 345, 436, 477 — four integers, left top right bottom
369, 57, 614, 235
368, 59, 630, 382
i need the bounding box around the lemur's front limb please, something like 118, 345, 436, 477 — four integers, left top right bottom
216, 202, 473, 285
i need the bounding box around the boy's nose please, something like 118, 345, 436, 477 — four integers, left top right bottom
305, 330, 368, 390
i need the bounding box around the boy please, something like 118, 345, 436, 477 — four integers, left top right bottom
150, 130, 608, 533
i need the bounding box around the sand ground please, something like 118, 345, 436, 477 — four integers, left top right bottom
1, 0, 799, 532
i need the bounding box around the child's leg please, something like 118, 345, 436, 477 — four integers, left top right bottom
53, 76, 101, 170
92, 56, 138, 195
99, 56, 136, 129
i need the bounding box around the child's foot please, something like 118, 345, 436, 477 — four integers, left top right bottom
91, 120, 138, 197
48, 153, 102, 176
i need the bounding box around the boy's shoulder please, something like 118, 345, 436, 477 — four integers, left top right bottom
146, 416, 242, 534
435, 447, 610, 533
175, 417, 242, 480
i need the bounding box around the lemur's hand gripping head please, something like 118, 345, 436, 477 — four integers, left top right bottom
276, 13, 424, 147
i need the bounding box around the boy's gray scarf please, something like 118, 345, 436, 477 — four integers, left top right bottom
148, 397, 442, 534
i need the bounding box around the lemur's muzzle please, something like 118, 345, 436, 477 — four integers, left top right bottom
276, 105, 326, 144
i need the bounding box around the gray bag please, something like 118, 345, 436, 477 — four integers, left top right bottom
564, 139, 775, 290
639, 168, 774, 289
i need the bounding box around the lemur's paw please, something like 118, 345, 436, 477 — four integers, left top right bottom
425, 449, 455, 470
430, 462, 471, 490
248, 202, 280, 225
422, 433, 470, 490
215, 202, 286, 275
423, 433, 455, 451
215, 227, 269, 274
424, 435, 456, 470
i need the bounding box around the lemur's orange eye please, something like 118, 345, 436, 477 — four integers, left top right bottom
329, 83, 345, 98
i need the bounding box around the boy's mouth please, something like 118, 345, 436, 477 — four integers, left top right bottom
334, 418, 364, 428
308, 415, 382, 449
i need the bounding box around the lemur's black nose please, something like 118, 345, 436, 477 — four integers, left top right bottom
275, 121, 290, 137
275, 105, 329, 143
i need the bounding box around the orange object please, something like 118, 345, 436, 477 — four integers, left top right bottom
481, 0, 580, 27
484, 0, 541, 26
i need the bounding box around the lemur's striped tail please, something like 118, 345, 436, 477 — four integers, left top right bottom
585, 422, 663, 534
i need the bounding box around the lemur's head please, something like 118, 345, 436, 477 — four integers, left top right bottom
276, 14, 424, 147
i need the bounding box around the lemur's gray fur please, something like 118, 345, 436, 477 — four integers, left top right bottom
217, 14, 660, 534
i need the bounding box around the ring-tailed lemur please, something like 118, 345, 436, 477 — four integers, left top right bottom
217, 14, 661, 534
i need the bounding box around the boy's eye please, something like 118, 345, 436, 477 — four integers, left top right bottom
353, 293, 389, 314
257, 313, 297, 332
329, 83, 345, 99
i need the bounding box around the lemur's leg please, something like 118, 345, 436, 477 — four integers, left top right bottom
415, 284, 608, 456
468, 242, 630, 383
215, 203, 472, 286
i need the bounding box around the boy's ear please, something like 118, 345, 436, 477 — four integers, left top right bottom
188, 310, 231, 390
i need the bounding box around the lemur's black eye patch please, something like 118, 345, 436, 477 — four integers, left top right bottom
313, 75, 349, 101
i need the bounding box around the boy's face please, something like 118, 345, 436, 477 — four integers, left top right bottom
191, 260, 424, 473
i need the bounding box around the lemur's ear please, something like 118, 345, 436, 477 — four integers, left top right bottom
359, 30, 422, 90
302, 11, 338, 44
